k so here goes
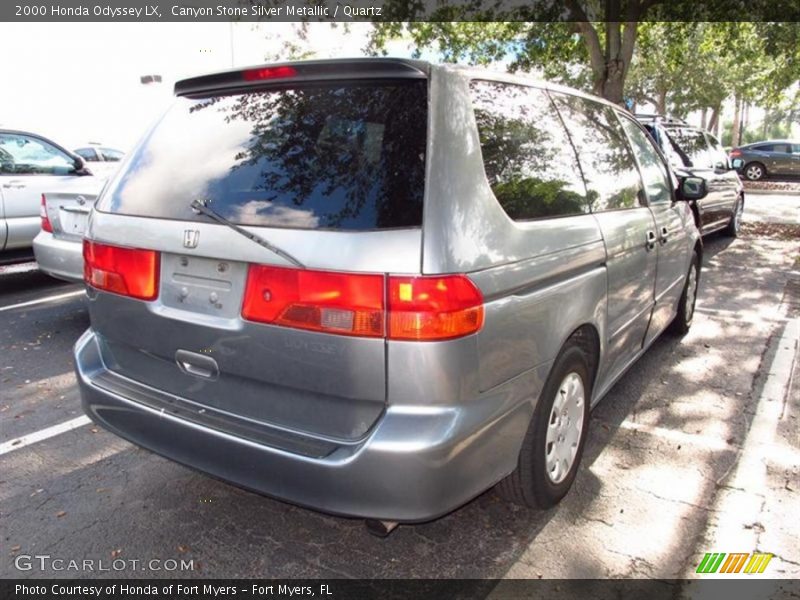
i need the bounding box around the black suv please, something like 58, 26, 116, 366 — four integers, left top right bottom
637, 115, 744, 237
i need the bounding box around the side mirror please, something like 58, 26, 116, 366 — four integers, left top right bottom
678, 176, 708, 201
73, 155, 86, 171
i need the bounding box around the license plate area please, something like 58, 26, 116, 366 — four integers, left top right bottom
57, 208, 89, 238
160, 254, 248, 319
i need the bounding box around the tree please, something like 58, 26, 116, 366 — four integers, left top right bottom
371, 1, 667, 105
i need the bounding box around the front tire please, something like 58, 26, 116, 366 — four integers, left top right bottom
743, 162, 766, 181
669, 251, 700, 335
496, 343, 591, 509
724, 196, 743, 237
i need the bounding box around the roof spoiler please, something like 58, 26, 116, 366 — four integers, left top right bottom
174, 58, 430, 96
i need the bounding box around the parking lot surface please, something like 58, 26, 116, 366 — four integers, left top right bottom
1, 194, 798, 580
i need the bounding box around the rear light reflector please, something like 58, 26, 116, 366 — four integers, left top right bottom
242, 265, 385, 337
242, 266, 484, 341
388, 275, 484, 340
242, 66, 297, 81
83, 240, 160, 301
40, 194, 53, 233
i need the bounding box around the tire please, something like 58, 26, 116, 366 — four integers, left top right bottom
669, 251, 700, 336
743, 162, 766, 181
496, 343, 591, 509
724, 196, 744, 237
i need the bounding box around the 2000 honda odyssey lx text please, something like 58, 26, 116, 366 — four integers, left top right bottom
74, 59, 706, 527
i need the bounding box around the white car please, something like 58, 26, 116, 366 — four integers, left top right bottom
0, 129, 94, 264
33, 176, 106, 282
74, 145, 125, 179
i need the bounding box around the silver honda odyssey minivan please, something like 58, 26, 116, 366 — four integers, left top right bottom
74, 59, 704, 529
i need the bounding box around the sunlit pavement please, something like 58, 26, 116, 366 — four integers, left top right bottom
1, 195, 798, 581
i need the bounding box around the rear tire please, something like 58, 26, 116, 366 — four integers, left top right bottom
669, 251, 700, 336
743, 162, 766, 181
496, 343, 591, 509
724, 196, 743, 237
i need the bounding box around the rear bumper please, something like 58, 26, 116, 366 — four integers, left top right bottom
74, 328, 537, 522
33, 231, 83, 282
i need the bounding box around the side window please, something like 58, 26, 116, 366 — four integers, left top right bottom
469, 81, 589, 221
0, 134, 76, 175
754, 144, 774, 152
74, 148, 99, 161
705, 133, 729, 169
618, 116, 673, 205
772, 143, 791, 154
667, 128, 713, 169
100, 148, 124, 162
550, 93, 644, 212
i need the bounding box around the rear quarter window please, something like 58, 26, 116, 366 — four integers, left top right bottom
97, 81, 428, 231
469, 80, 589, 221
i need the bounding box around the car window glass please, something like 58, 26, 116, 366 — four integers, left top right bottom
0, 134, 76, 175
469, 81, 589, 221
666, 128, 713, 168
705, 134, 729, 168
97, 82, 428, 230
754, 144, 774, 152
100, 148, 124, 161
618, 116, 672, 205
772, 143, 790, 154
74, 148, 98, 161
550, 93, 644, 212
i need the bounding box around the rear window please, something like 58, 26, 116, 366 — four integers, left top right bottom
664, 127, 712, 168
97, 81, 427, 230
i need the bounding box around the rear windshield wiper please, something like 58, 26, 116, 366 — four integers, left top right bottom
190, 199, 305, 269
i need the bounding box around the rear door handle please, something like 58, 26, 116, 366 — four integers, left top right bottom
175, 349, 219, 380
645, 230, 657, 250
660, 226, 669, 243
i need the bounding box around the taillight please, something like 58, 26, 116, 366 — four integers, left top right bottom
388, 275, 484, 340
242, 266, 484, 341
242, 66, 297, 81
242, 265, 385, 337
40, 194, 53, 233
730, 149, 742, 157
83, 240, 160, 301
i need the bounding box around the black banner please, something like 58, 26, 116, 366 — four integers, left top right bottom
3, 0, 800, 23
3, 579, 800, 600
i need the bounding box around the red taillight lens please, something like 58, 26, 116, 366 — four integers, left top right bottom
730, 149, 742, 157
242, 265, 385, 337
40, 194, 53, 233
388, 275, 484, 340
83, 240, 160, 300
242, 66, 297, 82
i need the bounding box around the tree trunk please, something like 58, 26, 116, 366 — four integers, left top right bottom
656, 89, 667, 115
700, 108, 707, 129
708, 104, 720, 136
731, 95, 742, 147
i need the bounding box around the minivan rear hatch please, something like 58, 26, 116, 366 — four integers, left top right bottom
89, 60, 429, 446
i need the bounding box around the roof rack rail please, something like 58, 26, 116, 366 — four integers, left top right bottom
634, 113, 689, 126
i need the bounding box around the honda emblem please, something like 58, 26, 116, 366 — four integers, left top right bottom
183, 229, 200, 249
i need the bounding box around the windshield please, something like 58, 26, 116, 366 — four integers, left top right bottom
96, 81, 428, 231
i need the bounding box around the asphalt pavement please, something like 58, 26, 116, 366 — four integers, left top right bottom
1, 194, 798, 581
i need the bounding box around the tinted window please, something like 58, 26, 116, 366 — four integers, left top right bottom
470, 81, 588, 221
75, 147, 99, 161
0, 134, 76, 175
667, 128, 713, 168
100, 148, 124, 161
705, 133, 729, 168
619, 116, 672, 205
97, 82, 427, 230
753, 144, 775, 152
551, 94, 643, 212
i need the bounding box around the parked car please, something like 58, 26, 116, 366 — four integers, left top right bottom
0, 129, 93, 264
74, 59, 705, 532
730, 139, 800, 181
33, 177, 106, 282
636, 115, 744, 237
74, 144, 125, 179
